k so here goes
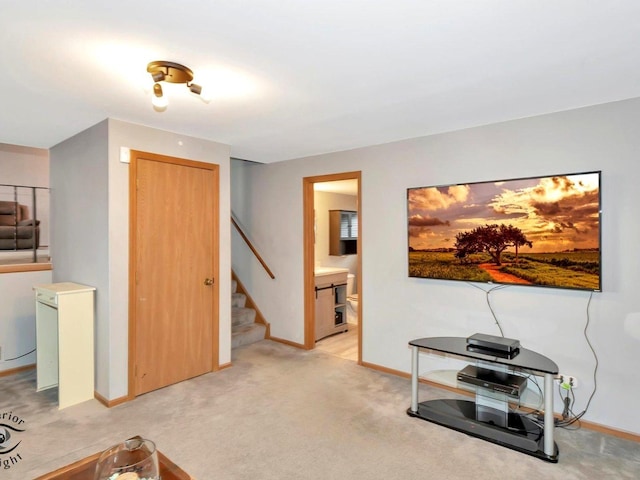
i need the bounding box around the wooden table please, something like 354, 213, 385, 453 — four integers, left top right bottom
35, 450, 192, 480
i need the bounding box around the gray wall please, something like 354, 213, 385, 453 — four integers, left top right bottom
51, 119, 232, 400
231, 97, 640, 435
50, 120, 111, 395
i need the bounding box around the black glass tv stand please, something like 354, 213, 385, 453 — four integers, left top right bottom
407, 337, 559, 462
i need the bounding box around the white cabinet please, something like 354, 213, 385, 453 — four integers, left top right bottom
34, 282, 96, 409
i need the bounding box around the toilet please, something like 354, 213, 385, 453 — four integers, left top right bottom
346, 274, 358, 324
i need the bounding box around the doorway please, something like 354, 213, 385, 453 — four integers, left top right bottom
129, 151, 220, 397
303, 172, 361, 364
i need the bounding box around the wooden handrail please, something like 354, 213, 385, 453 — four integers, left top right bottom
231, 216, 275, 279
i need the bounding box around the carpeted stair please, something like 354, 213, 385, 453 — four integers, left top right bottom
232, 279, 267, 348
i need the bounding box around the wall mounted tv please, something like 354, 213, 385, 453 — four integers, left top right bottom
407, 171, 601, 291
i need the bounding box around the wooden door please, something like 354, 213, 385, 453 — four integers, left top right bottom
130, 151, 219, 396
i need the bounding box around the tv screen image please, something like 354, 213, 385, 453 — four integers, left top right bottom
407, 171, 601, 291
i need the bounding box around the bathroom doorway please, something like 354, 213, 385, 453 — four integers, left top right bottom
303, 172, 361, 364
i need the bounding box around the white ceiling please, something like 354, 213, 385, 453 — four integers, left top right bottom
314, 179, 358, 196
1, 1, 640, 164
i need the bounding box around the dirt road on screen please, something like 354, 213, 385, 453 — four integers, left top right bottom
478, 263, 532, 285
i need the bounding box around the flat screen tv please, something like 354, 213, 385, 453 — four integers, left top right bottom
407, 171, 601, 291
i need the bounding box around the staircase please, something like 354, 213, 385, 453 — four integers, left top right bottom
232, 278, 268, 349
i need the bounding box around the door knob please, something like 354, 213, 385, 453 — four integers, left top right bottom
204, 278, 214, 286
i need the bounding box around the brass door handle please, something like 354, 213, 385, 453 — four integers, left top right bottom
204, 278, 214, 286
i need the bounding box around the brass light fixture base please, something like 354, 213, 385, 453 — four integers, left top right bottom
147, 61, 194, 84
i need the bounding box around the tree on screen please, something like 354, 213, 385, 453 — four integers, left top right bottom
455, 224, 532, 266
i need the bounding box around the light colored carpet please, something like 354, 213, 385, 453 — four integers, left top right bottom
1, 340, 639, 479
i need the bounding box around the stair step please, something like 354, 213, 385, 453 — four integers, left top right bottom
232, 322, 266, 349
232, 292, 246, 308
231, 277, 265, 349
232, 306, 256, 327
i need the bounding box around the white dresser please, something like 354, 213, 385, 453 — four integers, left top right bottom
34, 282, 96, 409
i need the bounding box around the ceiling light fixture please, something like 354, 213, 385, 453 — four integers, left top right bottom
146, 61, 210, 111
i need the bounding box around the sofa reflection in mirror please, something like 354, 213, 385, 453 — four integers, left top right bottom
0, 200, 40, 249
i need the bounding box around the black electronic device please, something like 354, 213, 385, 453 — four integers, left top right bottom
467, 333, 520, 354
457, 365, 528, 397
466, 344, 520, 359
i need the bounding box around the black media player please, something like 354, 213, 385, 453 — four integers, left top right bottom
457, 365, 528, 397
466, 333, 520, 354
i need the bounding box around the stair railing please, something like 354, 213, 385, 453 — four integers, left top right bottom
231, 213, 275, 279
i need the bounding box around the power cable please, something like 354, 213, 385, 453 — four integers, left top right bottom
468, 282, 509, 336
1, 348, 36, 362
556, 291, 598, 429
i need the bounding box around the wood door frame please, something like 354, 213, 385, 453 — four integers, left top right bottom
128, 150, 220, 399
303, 171, 362, 364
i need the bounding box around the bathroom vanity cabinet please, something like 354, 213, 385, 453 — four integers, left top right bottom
314, 270, 348, 341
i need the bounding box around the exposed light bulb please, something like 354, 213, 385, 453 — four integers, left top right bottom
152, 96, 168, 111
152, 83, 168, 111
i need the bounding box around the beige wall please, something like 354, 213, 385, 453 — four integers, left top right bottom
0, 143, 49, 187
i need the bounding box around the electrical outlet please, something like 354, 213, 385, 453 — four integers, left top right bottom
557, 373, 578, 389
